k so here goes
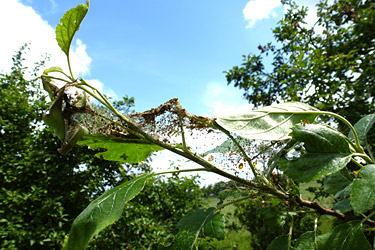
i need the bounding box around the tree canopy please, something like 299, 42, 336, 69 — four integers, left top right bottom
226, 0, 375, 124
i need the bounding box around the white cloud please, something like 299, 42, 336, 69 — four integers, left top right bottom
243, 0, 333, 32
203, 81, 252, 117
70, 39, 92, 77
0, 0, 116, 98
243, 0, 282, 28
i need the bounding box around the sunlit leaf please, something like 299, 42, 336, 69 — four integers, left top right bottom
216, 102, 318, 140
350, 164, 375, 215
77, 134, 164, 163
56, 3, 89, 56
278, 124, 352, 182
63, 174, 154, 250
43, 66, 65, 75
348, 114, 375, 146
317, 221, 371, 250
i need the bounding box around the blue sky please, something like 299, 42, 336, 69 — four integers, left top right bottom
0, 0, 293, 116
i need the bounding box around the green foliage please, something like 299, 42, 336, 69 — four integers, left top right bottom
267, 235, 292, 250
317, 221, 371, 250
350, 164, 375, 215
203, 213, 225, 240
349, 114, 375, 146
323, 170, 352, 195
77, 134, 164, 163
162, 208, 225, 249
64, 174, 154, 250
231, 194, 314, 249
56, 3, 89, 57
278, 124, 353, 182
294, 231, 315, 250
89, 174, 205, 250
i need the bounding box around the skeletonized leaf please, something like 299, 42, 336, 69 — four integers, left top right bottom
77, 134, 164, 163
56, 3, 89, 56
348, 114, 375, 146
63, 174, 154, 250
350, 164, 375, 215
216, 102, 319, 140
168, 207, 219, 250
317, 221, 371, 250
278, 124, 352, 182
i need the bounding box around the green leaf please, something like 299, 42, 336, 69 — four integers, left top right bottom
324, 170, 352, 195
350, 164, 375, 215
333, 199, 352, 213
43, 90, 66, 140
56, 3, 89, 56
259, 207, 286, 231
43, 66, 65, 75
215, 102, 318, 140
267, 235, 294, 250
201, 137, 252, 156
278, 124, 352, 182
169, 207, 218, 250
317, 221, 371, 250
63, 174, 154, 250
295, 231, 315, 250
335, 183, 351, 199
77, 134, 164, 163
202, 212, 225, 240
349, 114, 375, 146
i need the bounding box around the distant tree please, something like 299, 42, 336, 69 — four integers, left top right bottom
226, 0, 375, 125
0, 47, 204, 249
